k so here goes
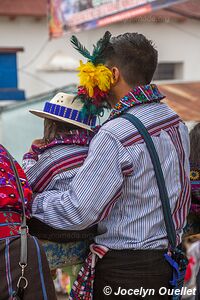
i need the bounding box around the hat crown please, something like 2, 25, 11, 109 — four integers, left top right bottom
29, 92, 97, 131
50, 92, 83, 111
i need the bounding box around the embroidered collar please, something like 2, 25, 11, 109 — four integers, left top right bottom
32, 129, 95, 154
108, 84, 165, 120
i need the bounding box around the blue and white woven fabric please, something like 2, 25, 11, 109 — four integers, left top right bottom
31, 85, 190, 250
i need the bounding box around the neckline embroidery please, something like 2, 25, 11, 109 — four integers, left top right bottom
32, 129, 95, 154
108, 84, 165, 120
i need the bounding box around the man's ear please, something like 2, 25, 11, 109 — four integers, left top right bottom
111, 67, 120, 85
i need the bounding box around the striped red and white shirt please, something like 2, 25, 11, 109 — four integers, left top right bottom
22, 129, 93, 200
30, 97, 190, 250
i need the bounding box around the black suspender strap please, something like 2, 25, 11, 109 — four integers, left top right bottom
121, 113, 177, 250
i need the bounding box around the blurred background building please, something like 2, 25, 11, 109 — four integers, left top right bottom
0, 0, 199, 160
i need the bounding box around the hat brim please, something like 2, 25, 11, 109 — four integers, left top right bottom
29, 109, 94, 131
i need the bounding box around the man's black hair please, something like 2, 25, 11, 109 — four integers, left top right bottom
101, 32, 158, 86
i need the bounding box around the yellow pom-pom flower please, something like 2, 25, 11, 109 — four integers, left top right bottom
77, 61, 114, 97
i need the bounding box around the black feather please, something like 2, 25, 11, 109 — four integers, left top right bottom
92, 31, 112, 64
70, 35, 92, 61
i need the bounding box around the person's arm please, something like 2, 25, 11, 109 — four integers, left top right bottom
22, 139, 46, 172
23, 149, 51, 191
22, 152, 39, 171
32, 129, 133, 230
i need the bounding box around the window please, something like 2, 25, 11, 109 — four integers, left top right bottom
153, 62, 183, 80
0, 48, 25, 100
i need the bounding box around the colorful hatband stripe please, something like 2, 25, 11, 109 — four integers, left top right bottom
44, 102, 97, 127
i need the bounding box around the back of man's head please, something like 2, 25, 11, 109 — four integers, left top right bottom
102, 32, 158, 86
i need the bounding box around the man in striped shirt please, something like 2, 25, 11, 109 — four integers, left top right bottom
32, 33, 190, 299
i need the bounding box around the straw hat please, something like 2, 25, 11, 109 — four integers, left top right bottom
29, 92, 97, 131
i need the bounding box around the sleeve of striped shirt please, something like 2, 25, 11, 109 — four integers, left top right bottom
22, 158, 37, 172
32, 129, 133, 230
22, 150, 52, 191
22, 151, 39, 172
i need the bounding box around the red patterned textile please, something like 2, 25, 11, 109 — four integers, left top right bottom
0, 145, 32, 239
69, 244, 109, 300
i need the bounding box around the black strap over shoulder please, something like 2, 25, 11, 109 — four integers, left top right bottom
121, 113, 177, 250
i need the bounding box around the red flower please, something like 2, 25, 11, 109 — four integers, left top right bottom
78, 86, 88, 96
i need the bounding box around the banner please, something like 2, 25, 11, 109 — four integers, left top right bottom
48, 0, 187, 38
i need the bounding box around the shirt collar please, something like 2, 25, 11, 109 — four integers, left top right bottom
108, 84, 165, 120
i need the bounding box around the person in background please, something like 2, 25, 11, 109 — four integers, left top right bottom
23, 92, 96, 193
22, 92, 98, 241
189, 122, 200, 233
0, 145, 56, 300
183, 122, 200, 299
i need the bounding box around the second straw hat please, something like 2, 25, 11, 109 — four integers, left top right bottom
29, 92, 97, 131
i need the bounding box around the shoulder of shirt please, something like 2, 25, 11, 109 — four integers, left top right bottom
98, 102, 182, 143
40, 143, 88, 154
35, 144, 89, 165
